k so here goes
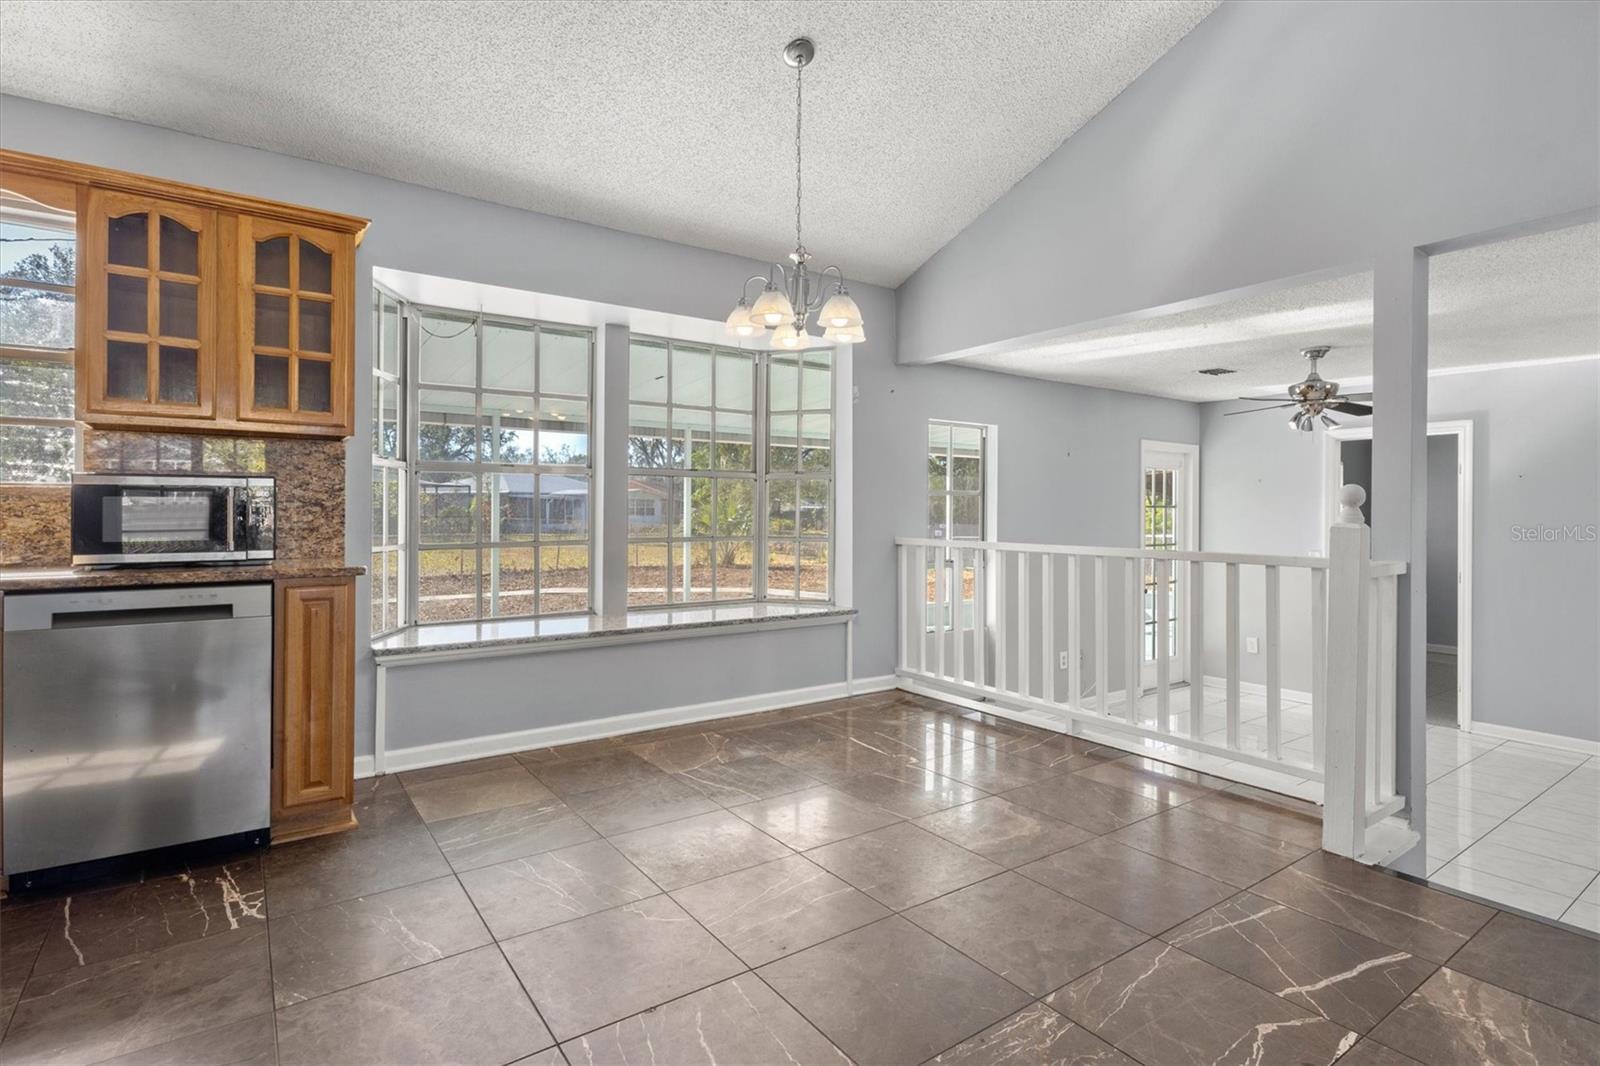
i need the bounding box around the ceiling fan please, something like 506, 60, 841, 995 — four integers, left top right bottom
1227, 346, 1373, 431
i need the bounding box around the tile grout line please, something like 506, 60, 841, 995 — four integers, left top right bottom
1429, 753, 1600, 913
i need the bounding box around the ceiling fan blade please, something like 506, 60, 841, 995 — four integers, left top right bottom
1235, 396, 1294, 402
1331, 401, 1373, 416
1340, 392, 1374, 402
1224, 403, 1300, 415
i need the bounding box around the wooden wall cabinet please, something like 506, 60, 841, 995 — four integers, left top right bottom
272, 576, 357, 843
2, 149, 368, 439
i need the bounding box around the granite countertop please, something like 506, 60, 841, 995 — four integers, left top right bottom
0, 559, 363, 592
373, 602, 857, 660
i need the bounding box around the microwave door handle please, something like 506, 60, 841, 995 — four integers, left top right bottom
225, 487, 236, 551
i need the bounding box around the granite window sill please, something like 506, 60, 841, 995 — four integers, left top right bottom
371, 603, 855, 663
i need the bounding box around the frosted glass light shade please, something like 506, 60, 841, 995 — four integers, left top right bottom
749, 287, 794, 327
817, 291, 862, 329
824, 324, 865, 344
771, 323, 827, 350
724, 301, 760, 337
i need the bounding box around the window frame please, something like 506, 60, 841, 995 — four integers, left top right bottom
407, 300, 596, 625
0, 173, 79, 485
927, 419, 987, 541
370, 284, 407, 637
625, 334, 835, 609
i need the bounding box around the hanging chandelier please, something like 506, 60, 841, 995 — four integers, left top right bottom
725, 37, 864, 350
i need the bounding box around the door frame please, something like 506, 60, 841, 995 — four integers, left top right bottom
1323, 420, 1474, 731
1139, 440, 1200, 688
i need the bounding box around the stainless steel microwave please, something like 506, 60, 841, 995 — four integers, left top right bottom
71, 474, 276, 567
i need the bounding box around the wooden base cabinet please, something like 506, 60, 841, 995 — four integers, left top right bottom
272, 576, 357, 843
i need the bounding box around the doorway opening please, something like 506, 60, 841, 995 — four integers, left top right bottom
1139, 440, 1198, 691
1324, 421, 1473, 731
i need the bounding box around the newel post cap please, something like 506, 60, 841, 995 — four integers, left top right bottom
1337, 484, 1367, 525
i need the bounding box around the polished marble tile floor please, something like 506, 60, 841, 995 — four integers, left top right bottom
1423, 722, 1600, 929
2, 690, 1596, 1065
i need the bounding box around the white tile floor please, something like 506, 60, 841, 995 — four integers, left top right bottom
969, 678, 1599, 929
1423, 724, 1599, 930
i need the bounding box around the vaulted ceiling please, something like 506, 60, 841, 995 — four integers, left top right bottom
950, 222, 1600, 401
0, 0, 1218, 287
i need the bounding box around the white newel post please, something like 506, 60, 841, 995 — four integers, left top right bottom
1323, 484, 1372, 858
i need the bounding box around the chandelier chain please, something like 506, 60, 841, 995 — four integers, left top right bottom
794, 60, 803, 254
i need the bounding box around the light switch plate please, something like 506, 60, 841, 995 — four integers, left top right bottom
1246, 636, 1260, 654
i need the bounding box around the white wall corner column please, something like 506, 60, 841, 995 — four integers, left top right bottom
598, 322, 632, 623
1371, 246, 1428, 875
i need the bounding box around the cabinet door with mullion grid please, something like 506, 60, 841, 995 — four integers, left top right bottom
237, 216, 353, 433
82, 189, 217, 419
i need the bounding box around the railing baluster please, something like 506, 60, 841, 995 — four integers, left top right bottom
1017, 552, 1031, 699
1155, 557, 1171, 734
916, 546, 928, 676
995, 549, 1009, 695
897, 545, 907, 673
1189, 559, 1205, 739
1379, 574, 1398, 800
1067, 555, 1081, 711
1265, 564, 1281, 760
1126, 557, 1141, 723
1225, 562, 1241, 750
934, 545, 948, 681
1367, 580, 1381, 810
1311, 567, 1327, 770
966, 547, 979, 688
953, 547, 966, 687
1094, 556, 1108, 717
1042, 553, 1056, 704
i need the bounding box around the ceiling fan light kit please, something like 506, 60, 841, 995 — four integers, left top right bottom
725, 38, 864, 351
1229, 345, 1375, 431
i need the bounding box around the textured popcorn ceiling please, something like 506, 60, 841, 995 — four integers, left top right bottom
955, 223, 1600, 401
0, 0, 1217, 287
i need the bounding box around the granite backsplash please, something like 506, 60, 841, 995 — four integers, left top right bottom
0, 430, 345, 567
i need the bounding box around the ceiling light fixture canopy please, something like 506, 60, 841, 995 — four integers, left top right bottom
726, 37, 863, 350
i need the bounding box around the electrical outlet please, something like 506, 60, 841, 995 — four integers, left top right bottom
1246, 636, 1260, 654
1059, 652, 1070, 670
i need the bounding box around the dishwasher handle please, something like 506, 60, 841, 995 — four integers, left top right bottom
50, 604, 236, 629
3, 583, 273, 632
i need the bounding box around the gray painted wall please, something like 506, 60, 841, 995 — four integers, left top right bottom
1199, 361, 1600, 742
1425, 435, 1458, 648
898, 0, 1599, 363
0, 94, 1197, 758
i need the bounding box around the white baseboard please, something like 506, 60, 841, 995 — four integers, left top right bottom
364, 678, 877, 777
1466, 720, 1600, 757
1201, 675, 1315, 705
851, 673, 899, 695
1427, 643, 1458, 656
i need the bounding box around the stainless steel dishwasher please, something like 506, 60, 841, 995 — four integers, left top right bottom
2, 584, 271, 882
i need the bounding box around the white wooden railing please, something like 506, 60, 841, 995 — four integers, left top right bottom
894, 484, 1408, 863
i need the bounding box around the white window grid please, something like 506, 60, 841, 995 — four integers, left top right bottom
406, 302, 596, 624
0, 193, 78, 485
370, 285, 406, 636
626, 336, 834, 607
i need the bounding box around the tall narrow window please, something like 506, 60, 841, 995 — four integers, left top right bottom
765, 349, 833, 601
370, 287, 406, 635
926, 421, 986, 626
0, 176, 77, 483
411, 309, 594, 622
626, 337, 832, 606
927, 421, 985, 539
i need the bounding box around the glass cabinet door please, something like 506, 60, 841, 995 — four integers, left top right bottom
85, 190, 215, 417
239, 218, 350, 430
